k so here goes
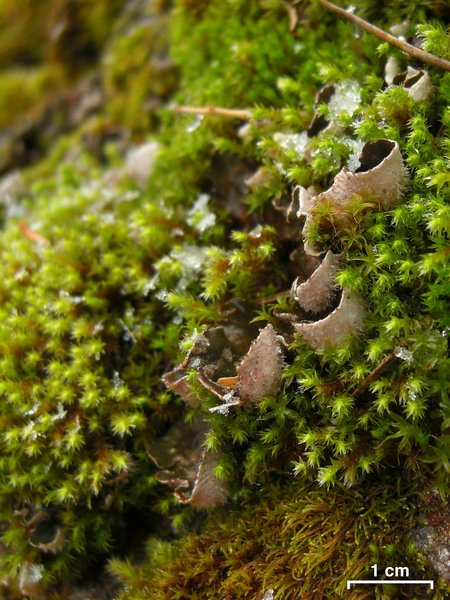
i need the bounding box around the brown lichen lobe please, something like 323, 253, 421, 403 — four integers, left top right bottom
163, 324, 285, 407
146, 417, 228, 509
313, 138, 406, 211
297, 138, 408, 256
292, 250, 341, 315
162, 326, 246, 405
236, 324, 285, 404
395, 66, 434, 103
155, 328, 286, 508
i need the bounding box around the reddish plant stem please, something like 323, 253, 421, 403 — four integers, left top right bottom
19, 221, 50, 245
352, 352, 397, 398
319, 352, 398, 398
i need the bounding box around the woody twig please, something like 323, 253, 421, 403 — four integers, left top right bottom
173, 105, 251, 120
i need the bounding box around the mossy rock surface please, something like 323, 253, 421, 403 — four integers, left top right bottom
0, 0, 448, 598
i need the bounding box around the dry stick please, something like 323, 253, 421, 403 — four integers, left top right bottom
174, 105, 251, 120
352, 352, 397, 399
319, 0, 450, 72
321, 351, 398, 398
281, 0, 299, 32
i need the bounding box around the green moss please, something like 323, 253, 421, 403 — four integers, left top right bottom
0, 170, 188, 583
103, 9, 177, 134
0, 66, 63, 131
0, 0, 122, 70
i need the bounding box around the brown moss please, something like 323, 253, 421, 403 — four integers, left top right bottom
111, 479, 449, 599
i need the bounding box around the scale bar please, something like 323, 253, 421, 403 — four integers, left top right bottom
347, 580, 434, 590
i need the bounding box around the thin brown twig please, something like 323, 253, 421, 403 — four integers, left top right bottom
173, 105, 251, 120
352, 352, 397, 398
318, 0, 450, 72
281, 0, 299, 32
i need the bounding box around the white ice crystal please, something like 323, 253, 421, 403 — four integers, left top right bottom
274, 131, 309, 157
394, 346, 414, 364
328, 80, 361, 120
187, 194, 216, 233
346, 138, 365, 172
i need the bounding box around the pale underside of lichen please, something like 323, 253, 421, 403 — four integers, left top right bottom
385, 58, 434, 103
294, 290, 365, 352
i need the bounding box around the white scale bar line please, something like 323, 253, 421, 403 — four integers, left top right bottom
346, 580, 434, 590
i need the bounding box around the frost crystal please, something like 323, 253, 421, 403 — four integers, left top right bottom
394, 346, 414, 364
274, 131, 309, 158
249, 224, 264, 238
172, 244, 209, 286
20, 563, 44, 585
187, 194, 216, 233
118, 319, 136, 344
155, 244, 209, 291
346, 138, 365, 172
262, 589, 275, 600
112, 371, 123, 388
59, 290, 84, 305
25, 403, 39, 417
274, 161, 287, 175
14, 268, 28, 281
209, 400, 239, 415
209, 392, 240, 414
51, 403, 67, 422
405, 384, 417, 402
92, 322, 104, 335
328, 80, 361, 119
